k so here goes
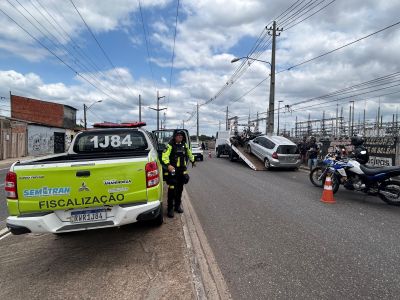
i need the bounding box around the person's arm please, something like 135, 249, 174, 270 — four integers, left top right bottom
162, 145, 175, 172
186, 144, 195, 163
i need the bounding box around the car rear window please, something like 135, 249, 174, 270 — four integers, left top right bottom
277, 145, 299, 154
74, 130, 148, 153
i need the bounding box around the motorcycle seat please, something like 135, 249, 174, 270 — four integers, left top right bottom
360, 164, 400, 176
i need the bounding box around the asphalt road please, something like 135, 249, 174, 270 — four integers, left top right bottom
186, 155, 400, 299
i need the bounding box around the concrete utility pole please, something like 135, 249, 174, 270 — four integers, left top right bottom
138, 94, 142, 122
349, 104, 352, 136
267, 21, 282, 135
350, 100, 355, 136
226, 106, 229, 131
196, 102, 199, 141
83, 104, 87, 130
256, 112, 259, 132
149, 91, 166, 130
182, 120, 185, 129
277, 100, 283, 135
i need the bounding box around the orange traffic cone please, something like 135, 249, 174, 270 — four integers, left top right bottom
321, 176, 336, 204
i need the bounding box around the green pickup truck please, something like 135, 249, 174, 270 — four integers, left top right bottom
5, 126, 163, 235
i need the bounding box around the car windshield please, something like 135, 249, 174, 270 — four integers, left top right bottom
74, 130, 148, 153
192, 143, 199, 148
277, 145, 299, 154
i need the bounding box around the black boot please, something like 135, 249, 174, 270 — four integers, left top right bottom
174, 204, 184, 213
167, 207, 174, 218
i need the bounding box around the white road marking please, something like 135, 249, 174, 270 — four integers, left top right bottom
0, 167, 11, 171
0, 232, 11, 241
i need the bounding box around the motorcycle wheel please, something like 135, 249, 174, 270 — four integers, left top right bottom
309, 167, 325, 188
378, 181, 400, 206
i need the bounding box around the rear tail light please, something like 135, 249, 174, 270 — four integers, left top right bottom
145, 162, 160, 188
272, 152, 279, 159
5, 171, 18, 199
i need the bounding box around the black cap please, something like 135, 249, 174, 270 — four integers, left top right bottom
175, 130, 184, 136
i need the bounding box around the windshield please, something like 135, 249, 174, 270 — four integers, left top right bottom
192, 143, 199, 148
73, 130, 148, 153
277, 145, 299, 154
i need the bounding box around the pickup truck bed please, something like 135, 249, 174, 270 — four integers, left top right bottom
6, 128, 163, 235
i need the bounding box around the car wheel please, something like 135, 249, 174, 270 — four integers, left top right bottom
200, 156, 203, 161
247, 145, 251, 154
264, 158, 271, 170
216, 148, 221, 158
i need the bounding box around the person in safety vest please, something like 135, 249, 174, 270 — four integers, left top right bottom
162, 130, 195, 218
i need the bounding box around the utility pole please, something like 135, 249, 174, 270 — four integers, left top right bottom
256, 112, 259, 132
149, 90, 166, 130
196, 102, 199, 141
219, 120, 221, 131
83, 104, 87, 130
349, 104, 352, 136
335, 103, 339, 137
277, 100, 283, 135
363, 108, 366, 135
351, 100, 355, 136
267, 21, 282, 135
295, 116, 298, 138
138, 94, 142, 122
226, 106, 229, 131
182, 120, 185, 129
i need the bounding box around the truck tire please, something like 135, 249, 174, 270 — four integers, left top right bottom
229, 149, 235, 162
216, 147, 221, 158
150, 205, 164, 226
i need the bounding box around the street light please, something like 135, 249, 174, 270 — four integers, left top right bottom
84, 100, 102, 130
277, 100, 283, 135
231, 56, 275, 135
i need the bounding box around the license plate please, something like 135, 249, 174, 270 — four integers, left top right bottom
70, 209, 106, 223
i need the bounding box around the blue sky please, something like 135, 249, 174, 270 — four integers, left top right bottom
0, 0, 399, 135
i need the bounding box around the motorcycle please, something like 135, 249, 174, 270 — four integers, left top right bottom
309, 154, 400, 206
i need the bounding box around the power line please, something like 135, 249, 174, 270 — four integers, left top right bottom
166, 0, 180, 110
69, 0, 137, 98
34, 0, 127, 94
11, 0, 120, 99
137, 0, 157, 90
229, 20, 400, 108
0, 4, 130, 108
283, 0, 336, 31
278, 20, 400, 73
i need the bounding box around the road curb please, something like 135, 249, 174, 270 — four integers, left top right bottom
0, 228, 10, 239
181, 189, 231, 300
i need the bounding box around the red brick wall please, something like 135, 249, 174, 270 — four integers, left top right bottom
11, 95, 64, 128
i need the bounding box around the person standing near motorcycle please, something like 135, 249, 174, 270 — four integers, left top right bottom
307, 137, 319, 171
162, 130, 195, 218
298, 136, 308, 165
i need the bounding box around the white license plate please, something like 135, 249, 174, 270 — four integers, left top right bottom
70, 209, 106, 223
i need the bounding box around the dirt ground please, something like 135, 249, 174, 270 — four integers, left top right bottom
0, 200, 195, 300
